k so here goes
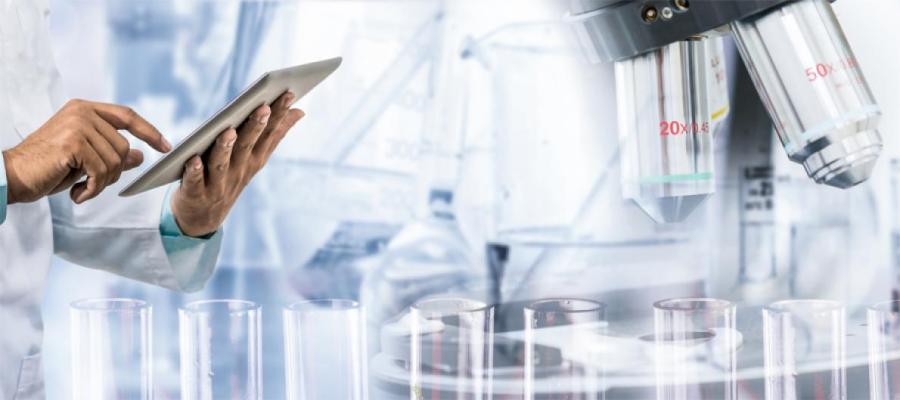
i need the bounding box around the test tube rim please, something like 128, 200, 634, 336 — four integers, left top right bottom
411, 297, 491, 318
653, 297, 734, 312
764, 299, 844, 315
70, 297, 150, 312
284, 298, 361, 313
180, 299, 261, 314
525, 298, 607, 315
867, 300, 900, 314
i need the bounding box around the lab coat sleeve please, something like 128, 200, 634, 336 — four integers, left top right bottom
0, 153, 7, 225
49, 182, 222, 293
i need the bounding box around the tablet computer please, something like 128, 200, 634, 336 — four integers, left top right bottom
119, 57, 342, 197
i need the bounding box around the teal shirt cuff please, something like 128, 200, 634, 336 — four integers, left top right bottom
160, 187, 217, 240
0, 152, 7, 225
160, 187, 222, 291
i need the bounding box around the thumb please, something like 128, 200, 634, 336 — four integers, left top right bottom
123, 149, 144, 170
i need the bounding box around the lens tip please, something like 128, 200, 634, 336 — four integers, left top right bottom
632, 194, 710, 223
820, 158, 878, 189
802, 129, 882, 189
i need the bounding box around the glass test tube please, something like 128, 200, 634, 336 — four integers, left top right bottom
616, 37, 716, 224
70, 298, 152, 400
179, 300, 262, 400
653, 298, 737, 400
283, 299, 368, 400
524, 298, 607, 400
868, 300, 900, 400
409, 297, 494, 400
731, 0, 882, 188
763, 300, 846, 400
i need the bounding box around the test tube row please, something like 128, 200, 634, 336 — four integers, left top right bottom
70, 298, 366, 400
69, 297, 900, 400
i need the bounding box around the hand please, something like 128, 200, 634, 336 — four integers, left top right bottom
170, 91, 304, 237
2, 99, 172, 204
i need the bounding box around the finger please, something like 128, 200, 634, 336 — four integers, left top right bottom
257, 91, 294, 141
180, 155, 206, 197
207, 128, 238, 193
124, 149, 144, 170
90, 102, 173, 153
255, 108, 304, 160
231, 104, 271, 169
83, 128, 125, 185
70, 144, 109, 203
91, 114, 130, 159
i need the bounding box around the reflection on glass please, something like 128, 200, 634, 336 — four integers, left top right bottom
868, 300, 900, 400
70, 298, 152, 400
763, 299, 846, 400
653, 298, 737, 400
409, 297, 494, 400
283, 299, 367, 400
179, 300, 262, 400
524, 298, 607, 400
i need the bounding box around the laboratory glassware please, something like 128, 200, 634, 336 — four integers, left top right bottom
774, 155, 882, 307
283, 299, 368, 400
524, 298, 607, 400
653, 298, 737, 400
251, 1, 446, 301
731, 0, 882, 189
892, 160, 900, 299
469, 17, 707, 325
480, 19, 688, 245
868, 300, 900, 400
616, 36, 717, 223
70, 298, 152, 400
763, 299, 846, 400
409, 297, 494, 400
179, 300, 262, 400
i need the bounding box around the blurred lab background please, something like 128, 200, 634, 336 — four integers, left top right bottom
41, 0, 899, 399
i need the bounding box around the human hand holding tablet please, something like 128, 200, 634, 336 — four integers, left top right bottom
121, 57, 341, 236
120, 57, 342, 197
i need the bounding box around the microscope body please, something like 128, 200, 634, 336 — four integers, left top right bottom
568, 0, 884, 223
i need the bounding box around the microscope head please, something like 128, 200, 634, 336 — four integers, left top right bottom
568, 0, 882, 222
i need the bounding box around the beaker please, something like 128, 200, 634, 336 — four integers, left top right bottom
283, 299, 368, 400
409, 297, 494, 400
731, 0, 882, 188
179, 300, 262, 400
70, 298, 152, 400
480, 20, 630, 243
653, 298, 737, 400
763, 299, 846, 400
524, 298, 607, 400
868, 300, 900, 400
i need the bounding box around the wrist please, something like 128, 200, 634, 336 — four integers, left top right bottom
2, 149, 21, 205
170, 195, 218, 238
175, 218, 217, 238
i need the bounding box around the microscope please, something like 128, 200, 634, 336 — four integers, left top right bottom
567, 0, 883, 223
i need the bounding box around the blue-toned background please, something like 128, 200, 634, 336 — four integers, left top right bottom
39, 1, 900, 399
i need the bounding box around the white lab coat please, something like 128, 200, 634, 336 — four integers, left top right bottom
0, 1, 220, 399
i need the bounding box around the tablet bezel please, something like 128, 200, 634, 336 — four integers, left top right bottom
119, 57, 342, 197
